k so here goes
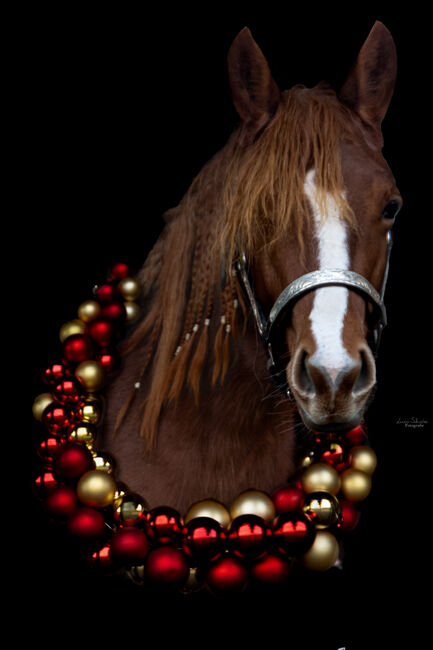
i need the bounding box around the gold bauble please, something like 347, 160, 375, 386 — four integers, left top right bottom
77, 299, 102, 323
340, 468, 372, 502
77, 398, 104, 427
118, 277, 140, 301
69, 422, 97, 446
91, 450, 116, 474
76, 469, 117, 508
179, 567, 204, 594
128, 565, 146, 585
302, 531, 339, 571
75, 360, 106, 392
184, 499, 231, 529
229, 489, 276, 523
113, 482, 128, 509
301, 462, 341, 495
32, 393, 55, 421
349, 445, 377, 475
124, 301, 140, 323
302, 491, 342, 529
59, 319, 87, 343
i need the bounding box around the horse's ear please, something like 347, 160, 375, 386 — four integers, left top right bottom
339, 21, 397, 147
228, 27, 280, 145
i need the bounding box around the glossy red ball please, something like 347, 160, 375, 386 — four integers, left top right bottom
110, 527, 149, 564
45, 485, 78, 517
228, 515, 269, 560
63, 334, 93, 364
345, 426, 367, 446
145, 546, 189, 585
33, 470, 58, 497
37, 435, 64, 465
52, 375, 85, 406
205, 555, 248, 594
147, 506, 184, 545
89, 544, 114, 570
250, 553, 292, 585
96, 350, 119, 374
95, 284, 116, 304
339, 500, 361, 532
272, 511, 316, 556
272, 484, 305, 513
183, 517, 226, 563
67, 507, 106, 539
88, 319, 115, 347
109, 262, 130, 282
42, 402, 76, 436
54, 443, 94, 480
42, 360, 69, 384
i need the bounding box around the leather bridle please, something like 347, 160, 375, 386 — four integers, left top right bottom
234, 231, 393, 397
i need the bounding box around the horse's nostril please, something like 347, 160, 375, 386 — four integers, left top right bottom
295, 350, 314, 395
352, 346, 376, 396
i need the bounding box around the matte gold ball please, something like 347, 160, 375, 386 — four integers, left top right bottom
78, 299, 102, 323
77, 469, 117, 508
118, 277, 140, 301
75, 361, 106, 392
59, 319, 87, 343
78, 398, 103, 427
340, 468, 372, 502
302, 531, 339, 571
349, 445, 377, 475
302, 491, 342, 529
32, 393, 55, 421
184, 499, 231, 529
301, 462, 341, 495
124, 301, 140, 323
229, 489, 276, 523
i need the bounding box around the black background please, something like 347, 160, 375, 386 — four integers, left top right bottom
12, 5, 430, 649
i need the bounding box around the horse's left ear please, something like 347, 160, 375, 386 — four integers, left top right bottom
338, 21, 397, 147
227, 27, 281, 145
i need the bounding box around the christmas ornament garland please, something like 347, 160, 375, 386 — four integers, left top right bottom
32, 261, 377, 596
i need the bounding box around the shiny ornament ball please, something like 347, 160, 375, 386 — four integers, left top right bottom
76, 470, 117, 508
68, 422, 97, 446
250, 552, 292, 585
339, 500, 361, 532
109, 262, 131, 282
340, 468, 372, 502
88, 319, 115, 347
63, 334, 93, 364
59, 319, 87, 343
179, 567, 204, 594
34, 470, 58, 496
349, 445, 377, 475
96, 350, 119, 375
118, 277, 140, 301
42, 402, 76, 436
37, 435, 63, 465
301, 530, 339, 571
32, 392, 55, 421
89, 544, 113, 571
183, 517, 226, 563
77, 398, 103, 426
302, 491, 342, 529
54, 443, 94, 480
95, 284, 116, 304
184, 499, 231, 529
101, 301, 126, 322
272, 511, 316, 556
144, 546, 189, 586
77, 299, 101, 323
272, 484, 305, 513
315, 439, 346, 469
205, 555, 248, 595
228, 514, 269, 560
90, 450, 116, 474
42, 361, 69, 385
52, 375, 84, 406
345, 425, 367, 446
110, 527, 149, 564
68, 507, 106, 539
301, 462, 341, 495
45, 485, 78, 517
147, 506, 184, 545
230, 489, 276, 523
124, 301, 140, 324
114, 492, 149, 527
75, 360, 106, 392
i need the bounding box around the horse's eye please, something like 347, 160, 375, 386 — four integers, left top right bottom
382, 199, 401, 220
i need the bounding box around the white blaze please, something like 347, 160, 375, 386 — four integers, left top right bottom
303, 169, 353, 379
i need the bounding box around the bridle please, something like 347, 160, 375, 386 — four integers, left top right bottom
235, 230, 393, 397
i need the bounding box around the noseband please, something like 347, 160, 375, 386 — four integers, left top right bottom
235, 231, 393, 397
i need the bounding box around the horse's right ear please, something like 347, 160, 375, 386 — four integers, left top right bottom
227, 27, 280, 145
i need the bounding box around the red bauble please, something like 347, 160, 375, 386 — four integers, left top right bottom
96, 350, 119, 375
205, 555, 248, 595
315, 439, 346, 469
42, 360, 69, 385
109, 262, 130, 282
183, 517, 226, 563
101, 302, 126, 322
146, 506, 184, 545
95, 284, 116, 304
250, 553, 292, 585
345, 426, 367, 446
110, 527, 149, 564
144, 546, 189, 585
272, 484, 305, 513
45, 485, 78, 517
37, 435, 64, 465
272, 511, 316, 556
63, 334, 93, 364
89, 544, 114, 570
68, 507, 106, 539
339, 500, 361, 532
34, 470, 58, 497
88, 319, 115, 347
42, 402, 76, 436
227, 515, 269, 560
52, 375, 85, 406
54, 442, 94, 480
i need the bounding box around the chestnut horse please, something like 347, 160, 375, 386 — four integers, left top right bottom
103, 23, 401, 515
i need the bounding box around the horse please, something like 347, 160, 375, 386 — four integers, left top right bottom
102, 22, 401, 517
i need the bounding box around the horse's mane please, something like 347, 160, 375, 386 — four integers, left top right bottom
116, 84, 355, 446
